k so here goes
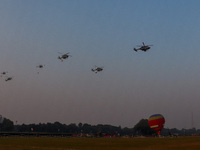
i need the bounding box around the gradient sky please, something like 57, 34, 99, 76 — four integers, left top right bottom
0, 0, 200, 129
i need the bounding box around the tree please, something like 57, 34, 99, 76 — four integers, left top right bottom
134, 119, 155, 136
1, 118, 14, 132
66, 123, 78, 133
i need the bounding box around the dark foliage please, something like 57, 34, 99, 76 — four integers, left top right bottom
0, 116, 200, 136
0, 118, 14, 132
133, 119, 155, 136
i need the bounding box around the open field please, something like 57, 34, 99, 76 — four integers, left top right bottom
0, 136, 200, 150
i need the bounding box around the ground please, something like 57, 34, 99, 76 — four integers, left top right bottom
0, 136, 200, 150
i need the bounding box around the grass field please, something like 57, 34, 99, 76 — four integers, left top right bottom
0, 136, 200, 150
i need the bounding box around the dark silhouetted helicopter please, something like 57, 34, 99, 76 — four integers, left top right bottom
133, 42, 153, 52
58, 52, 72, 61
36, 65, 45, 68
36, 65, 45, 74
5, 77, 13, 81
1, 72, 8, 77
91, 66, 103, 73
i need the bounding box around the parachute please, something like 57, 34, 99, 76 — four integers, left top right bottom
148, 114, 165, 135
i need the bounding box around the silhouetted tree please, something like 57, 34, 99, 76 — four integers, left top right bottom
1, 116, 198, 136
134, 119, 155, 136
1, 118, 14, 132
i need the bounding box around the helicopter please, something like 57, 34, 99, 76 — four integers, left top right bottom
58, 52, 72, 61
5, 77, 13, 81
36, 65, 45, 68
36, 65, 45, 74
91, 66, 104, 73
1, 72, 7, 75
1, 72, 8, 77
133, 42, 153, 52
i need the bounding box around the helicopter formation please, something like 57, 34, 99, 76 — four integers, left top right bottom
0, 71, 13, 82
57, 52, 104, 73
1, 42, 152, 82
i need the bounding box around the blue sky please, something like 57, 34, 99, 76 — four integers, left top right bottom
0, 0, 200, 129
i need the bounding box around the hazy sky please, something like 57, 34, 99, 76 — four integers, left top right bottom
1, 0, 200, 129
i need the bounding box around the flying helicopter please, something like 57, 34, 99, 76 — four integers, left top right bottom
1, 72, 8, 77
36, 65, 45, 68
91, 66, 104, 73
133, 42, 153, 52
1, 72, 7, 75
5, 76, 13, 81
58, 52, 72, 61
36, 65, 45, 74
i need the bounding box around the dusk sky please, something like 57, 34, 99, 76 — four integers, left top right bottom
1, 0, 200, 129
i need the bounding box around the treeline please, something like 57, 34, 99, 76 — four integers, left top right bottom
1, 117, 200, 136
16, 122, 134, 136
